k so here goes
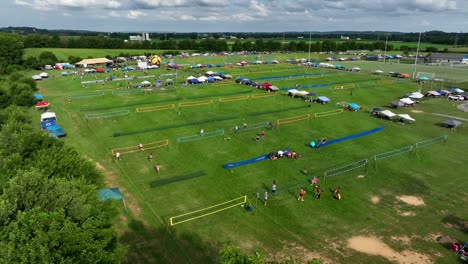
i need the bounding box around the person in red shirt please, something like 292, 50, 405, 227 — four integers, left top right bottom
297, 188, 306, 201
316, 186, 322, 199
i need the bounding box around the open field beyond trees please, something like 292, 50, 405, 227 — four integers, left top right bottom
33, 56, 468, 263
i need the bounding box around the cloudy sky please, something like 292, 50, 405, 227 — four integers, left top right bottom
2, 0, 467, 32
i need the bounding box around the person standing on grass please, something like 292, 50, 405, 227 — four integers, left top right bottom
272, 180, 277, 195
200, 129, 204, 136
256, 134, 260, 142
311, 176, 318, 186
298, 188, 306, 201
115, 152, 121, 161
261, 130, 265, 137
155, 163, 160, 174
148, 153, 153, 162
68, 96, 71, 104
333, 186, 341, 200
264, 191, 268, 206
316, 186, 322, 199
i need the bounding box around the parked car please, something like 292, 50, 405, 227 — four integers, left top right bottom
448, 95, 465, 101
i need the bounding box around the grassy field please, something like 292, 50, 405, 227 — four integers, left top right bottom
24, 48, 175, 61
33, 58, 468, 263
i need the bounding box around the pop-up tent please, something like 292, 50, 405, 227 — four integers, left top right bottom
41, 112, 56, 122
39, 72, 48, 78
140, 80, 151, 87
317, 96, 330, 104
444, 119, 462, 129
34, 94, 43, 100
409, 92, 424, 99
32, 75, 42, 81
97, 187, 128, 213
398, 114, 415, 122
400, 98, 415, 105
41, 119, 66, 138
391, 101, 405, 108
379, 110, 396, 118
348, 103, 360, 111
36, 101, 49, 109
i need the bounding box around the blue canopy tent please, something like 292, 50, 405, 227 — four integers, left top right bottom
207, 77, 216, 83
317, 96, 330, 104
419, 76, 430, 81
97, 187, 128, 213
216, 64, 222, 67
34, 93, 43, 100
348, 103, 360, 111
191, 64, 199, 68
61, 71, 68, 76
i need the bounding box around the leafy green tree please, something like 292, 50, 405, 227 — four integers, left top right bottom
254, 39, 264, 51
0, 33, 24, 73
38, 51, 58, 66
242, 41, 253, 51
220, 246, 265, 264
0, 169, 126, 263
22, 56, 41, 69
425, 46, 438, 52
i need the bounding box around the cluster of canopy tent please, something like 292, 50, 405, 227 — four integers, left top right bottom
191, 63, 223, 68
186, 71, 232, 84
32, 72, 49, 80
391, 97, 415, 108
372, 108, 416, 123
236, 78, 279, 91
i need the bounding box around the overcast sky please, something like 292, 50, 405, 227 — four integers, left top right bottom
1, 0, 467, 33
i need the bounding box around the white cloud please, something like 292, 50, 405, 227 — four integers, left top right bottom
249, 0, 270, 17
109, 11, 121, 17
62, 12, 71, 16
127, 10, 147, 19
180, 15, 197, 21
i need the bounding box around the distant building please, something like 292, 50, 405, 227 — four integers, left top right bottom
426, 53, 468, 63
129, 32, 151, 41
341, 36, 349, 40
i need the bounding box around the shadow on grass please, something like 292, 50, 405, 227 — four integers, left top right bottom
120, 219, 220, 264
441, 215, 468, 233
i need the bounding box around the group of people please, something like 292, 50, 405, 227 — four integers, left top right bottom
452, 242, 468, 257
269, 150, 301, 160
114, 143, 161, 174
262, 177, 341, 206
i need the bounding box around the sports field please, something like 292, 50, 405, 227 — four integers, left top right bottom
34, 56, 467, 263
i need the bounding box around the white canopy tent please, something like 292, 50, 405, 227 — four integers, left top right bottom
427, 91, 441, 96
409, 92, 424, 99
213, 76, 223, 80
398, 114, 415, 122
400, 98, 415, 105
39, 72, 48, 78
187, 76, 196, 80
32, 75, 42, 80
206, 71, 215, 75
379, 110, 396, 118
41, 112, 57, 121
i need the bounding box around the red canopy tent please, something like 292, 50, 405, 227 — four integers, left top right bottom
401, 73, 410, 78
36, 101, 49, 109
262, 82, 272, 91
96, 68, 104, 73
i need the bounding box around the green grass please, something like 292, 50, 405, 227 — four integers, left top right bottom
32, 57, 468, 263
24, 48, 173, 61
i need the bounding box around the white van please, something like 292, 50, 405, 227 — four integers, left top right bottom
45, 65, 53, 70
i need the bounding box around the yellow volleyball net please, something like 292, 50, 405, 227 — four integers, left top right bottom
169, 195, 246, 226
277, 114, 311, 127
219, 95, 250, 103
251, 93, 278, 99
136, 104, 175, 113
111, 139, 169, 155
179, 99, 213, 108
315, 109, 343, 118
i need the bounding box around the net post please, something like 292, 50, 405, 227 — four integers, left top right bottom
374, 155, 377, 170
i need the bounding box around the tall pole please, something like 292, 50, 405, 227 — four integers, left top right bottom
383, 33, 389, 64
412, 32, 422, 79
308, 32, 312, 62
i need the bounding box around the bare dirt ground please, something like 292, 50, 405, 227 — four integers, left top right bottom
347, 236, 431, 264
396, 195, 425, 206
371, 196, 380, 204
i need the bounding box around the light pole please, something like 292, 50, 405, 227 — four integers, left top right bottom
412, 32, 422, 79
308, 32, 312, 62
383, 33, 389, 64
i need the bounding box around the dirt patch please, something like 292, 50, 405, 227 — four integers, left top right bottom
396, 195, 425, 206
399, 211, 416, 217
371, 196, 380, 204
267, 241, 331, 264
347, 236, 431, 264
391, 236, 412, 246
357, 175, 365, 178
411, 110, 424, 113
435, 234, 458, 245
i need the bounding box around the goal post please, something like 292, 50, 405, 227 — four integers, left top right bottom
169, 195, 247, 226
314, 109, 343, 118
85, 110, 130, 120
416, 72, 435, 80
